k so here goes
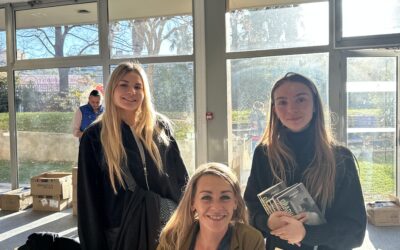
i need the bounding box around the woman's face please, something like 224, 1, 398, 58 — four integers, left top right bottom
192, 175, 237, 236
113, 71, 145, 120
273, 81, 314, 132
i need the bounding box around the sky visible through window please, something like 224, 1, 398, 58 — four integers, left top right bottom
343, 0, 400, 37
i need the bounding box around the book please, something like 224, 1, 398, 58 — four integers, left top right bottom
257, 182, 326, 225
257, 181, 287, 215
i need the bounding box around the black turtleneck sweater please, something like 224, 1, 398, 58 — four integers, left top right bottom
244, 124, 367, 250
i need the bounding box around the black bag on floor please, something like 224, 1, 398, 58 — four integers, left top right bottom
18, 232, 81, 250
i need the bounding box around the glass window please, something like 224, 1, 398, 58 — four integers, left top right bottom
342, 0, 400, 37
111, 62, 195, 174
0, 9, 6, 66
15, 66, 103, 184
0, 72, 9, 192
108, 0, 193, 58
229, 53, 329, 186
226, 2, 328, 52
16, 3, 99, 60
346, 57, 396, 202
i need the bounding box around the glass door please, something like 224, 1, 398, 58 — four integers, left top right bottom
345, 54, 398, 202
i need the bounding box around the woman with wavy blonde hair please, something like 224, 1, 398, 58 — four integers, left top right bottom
78, 62, 188, 250
244, 72, 366, 250
158, 162, 264, 250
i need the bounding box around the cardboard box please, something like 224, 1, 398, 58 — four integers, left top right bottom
72, 201, 78, 216
31, 172, 72, 199
32, 195, 72, 212
73, 185, 77, 202
0, 187, 33, 211
367, 196, 400, 226
72, 167, 78, 186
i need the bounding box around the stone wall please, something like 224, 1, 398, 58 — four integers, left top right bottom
0, 130, 195, 172
0, 131, 79, 162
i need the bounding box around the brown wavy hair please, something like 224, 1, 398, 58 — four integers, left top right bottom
261, 72, 336, 210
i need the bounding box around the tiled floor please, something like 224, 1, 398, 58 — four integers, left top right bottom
0, 208, 78, 250
0, 207, 399, 250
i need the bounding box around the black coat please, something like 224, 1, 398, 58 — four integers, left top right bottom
244, 126, 367, 250
77, 121, 188, 250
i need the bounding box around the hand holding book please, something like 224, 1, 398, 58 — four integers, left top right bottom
257, 181, 326, 225
270, 215, 306, 247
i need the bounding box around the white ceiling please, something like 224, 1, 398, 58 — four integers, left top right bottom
16, 2, 97, 28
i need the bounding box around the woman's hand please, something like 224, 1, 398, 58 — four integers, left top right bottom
270, 215, 306, 246
267, 211, 292, 230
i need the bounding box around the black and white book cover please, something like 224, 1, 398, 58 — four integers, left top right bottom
257, 181, 286, 215
275, 182, 326, 225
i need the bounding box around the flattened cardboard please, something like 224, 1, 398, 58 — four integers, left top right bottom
72, 201, 78, 216
72, 167, 78, 186
0, 188, 32, 211
73, 185, 77, 202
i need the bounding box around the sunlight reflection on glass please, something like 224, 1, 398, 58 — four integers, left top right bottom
343, 0, 400, 37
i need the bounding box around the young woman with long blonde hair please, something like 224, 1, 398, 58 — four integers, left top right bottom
78, 62, 188, 250
244, 73, 366, 250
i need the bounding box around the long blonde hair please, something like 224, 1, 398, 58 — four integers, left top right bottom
261, 72, 336, 209
158, 163, 248, 250
99, 62, 169, 193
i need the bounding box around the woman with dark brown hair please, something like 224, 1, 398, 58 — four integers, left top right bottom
244, 72, 366, 250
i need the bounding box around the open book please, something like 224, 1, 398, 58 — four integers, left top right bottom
257, 181, 326, 225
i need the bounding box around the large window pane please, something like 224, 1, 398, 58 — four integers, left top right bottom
16, 3, 99, 60
229, 53, 329, 187
110, 62, 195, 174
150, 63, 195, 174
226, 2, 328, 52
346, 57, 396, 202
342, 0, 400, 37
15, 66, 103, 184
0, 72, 9, 192
0, 9, 6, 66
109, 0, 193, 58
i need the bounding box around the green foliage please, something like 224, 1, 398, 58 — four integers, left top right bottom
0, 72, 7, 112
358, 161, 395, 202
152, 63, 194, 113
0, 112, 9, 130
0, 112, 74, 133
0, 160, 74, 184
15, 85, 79, 112
232, 109, 251, 124
0, 112, 192, 140
347, 57, 396, 82
347, 109, 381, 116
230, 54, 328, 110
172, 120, 193, 140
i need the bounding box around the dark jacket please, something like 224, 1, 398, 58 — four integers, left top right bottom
244, 125, 367, 250
77, 121, 188, 250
